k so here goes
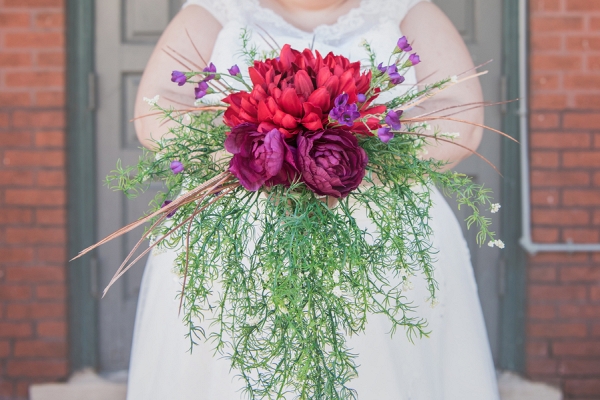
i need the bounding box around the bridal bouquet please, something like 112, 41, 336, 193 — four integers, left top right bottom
78, 32, 509, 399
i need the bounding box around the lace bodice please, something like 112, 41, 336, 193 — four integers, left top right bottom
183, 0, 428, 103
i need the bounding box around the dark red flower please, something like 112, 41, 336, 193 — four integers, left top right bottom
224, 124, 297, 191
296, 128, 368, 198
223, 45, 382, 138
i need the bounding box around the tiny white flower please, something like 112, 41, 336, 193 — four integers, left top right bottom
430, 298, 439, 309
495, 239, 505, 249
450, 75, 459, 83
332, 270, 340, 284
143, 95, 159, 106
488, 241, 495, 248
490, 203, 501, 213
152, 246, 167, 256
440, 132, 460, 140
182, 113, 192, 125
247, 315, 261, 326
402, 280, 414, 291
332, 286, 343, 298
399, 268, 409, 279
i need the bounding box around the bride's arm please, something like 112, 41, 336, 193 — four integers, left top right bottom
134, 6, 222, 148
401, 2, 484, 171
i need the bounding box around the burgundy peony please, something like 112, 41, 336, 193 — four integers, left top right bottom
224, 124, 297, 191
222, 44, 383, 138
296, 128, 368, 198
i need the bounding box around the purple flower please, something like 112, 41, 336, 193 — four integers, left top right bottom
409, 53, 421, 66
338, 104, 361, 127
203, 62, 217, 81
385, 110, 403, 131
377, 127, 394, 143
377, 63, 387, 73
228, 64, 241, 76
170, 160, 184, 174
195, 81, 209, 99
161, 200, 178, 218
329, 95, 361, 127
297, 128, 368, 198
386, 65, 405, 85
397, 36, 413, 52
334, 93, 349, 108
225, 124, 297, 191
171, 71, 187, 86
357, 93, 367, 103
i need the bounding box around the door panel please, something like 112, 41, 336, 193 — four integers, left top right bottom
95, 0, 185, 372
95, 0, 504, 373
434, 0, 504, 363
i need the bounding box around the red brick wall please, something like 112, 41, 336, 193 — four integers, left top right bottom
527, 0, 600, 398
0, 0, 68, 399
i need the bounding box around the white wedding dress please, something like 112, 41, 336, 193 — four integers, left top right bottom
127, 0, 500, 399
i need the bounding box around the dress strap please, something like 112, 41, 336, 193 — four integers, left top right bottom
181, 0, 233, 26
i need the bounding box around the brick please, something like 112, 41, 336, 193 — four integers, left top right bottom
37, 321, 66, 338
5, 71, 64, 88
559, 360, 600, 376
531, 0, 561, 11
2, 150, 64, 167
566, 0, 600, 11
563, 152, 600, 168
532, 209, 590, 226
0, 131, 32, 147
567, 36, 600, 51
531, 55, 582, 71
0, 285, 31, 300
6, 303, 65, 320
531, 16, 584, 31
531, 151, 559, 168
593, 17, 600, 30
596, 134, 600, 148
531, 132, 591, 149
5, 189, 65, 206
35, 91, 64, 107
4, 32, 64, 49
559, 304, 600, 318
0, 322, 32, 338
531, 74, 559, 90
0, 53, 32, 68
530, 252, 590, 264
575, 94, 600, 109
564, 379, 600, 396
530, 94, 567, 110
527, 358, 558, 375
531, 112, 560, 129
0, 340, 10, 357
563, 190, 600, 206
11, 110, 64, 128
0, 12, 31, 27
531, 36, 562, 51
562, 228, 600, 243
4, 0, 64, 6
564, 75, 600, 91
0, 382, 13, 398
5, 266, 65, 283
529, 322, 587, 338
0, 248, 34, 264
529, 266, 557, 282
36, 284, 66, 300
36, 51, 64, 67
0, 170, 34, 185
590, 55, 600, 71
532, 227, 559, 242
554, 341, 600, 356
531, 171, 590, 187
35, 12, 64, 28
36, 208, 65, 224
35, 131, 64, 148
5, 227, 66, 245
527, 341, 549, 357
37, 247, 65, 263
594, 210, 600, 225
0, 209, 32, 224
0, 92, 31, 107
6, 360, 67, 378
560, 266, 600, 282
530, 285, 587, 301
13, 340, 66, 358
590, 286, 600, 301
529, 304, 556, 319
532, 190, 559, 206
36, 170, 65, 187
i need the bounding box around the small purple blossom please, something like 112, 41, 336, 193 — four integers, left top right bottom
409, 53, 421, 66
334, 93, 349, 108
161, 200, 178, 218
339, 104, 361, 127
397, 36, 413, 52
357, 93, 367, 103
228, 64, 241, 76
195, 81, 209, 99
171, 70, 187, 86
170, 160, 184, 175
377, 63, 387, 73
385, 110, 403, 131
329, 94, 360, 127
386, 65, 405, 85
203, 62, 217, 81
378, 127, 394, 143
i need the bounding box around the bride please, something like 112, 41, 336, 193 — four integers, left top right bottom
127, 0, 500, 398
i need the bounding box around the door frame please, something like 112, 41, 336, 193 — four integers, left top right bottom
65, 0, 527, 373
